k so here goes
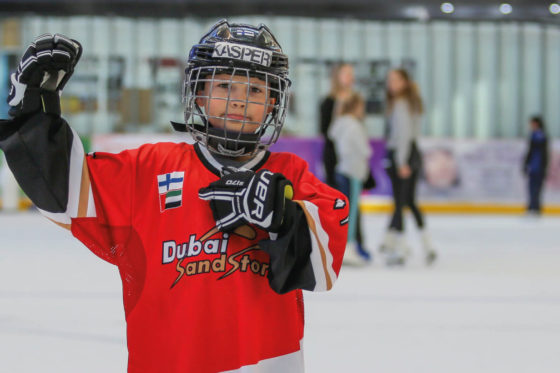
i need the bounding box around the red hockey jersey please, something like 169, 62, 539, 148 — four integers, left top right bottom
67, 142, 348, 373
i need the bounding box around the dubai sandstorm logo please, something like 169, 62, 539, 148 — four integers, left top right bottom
161, 225, 270, 288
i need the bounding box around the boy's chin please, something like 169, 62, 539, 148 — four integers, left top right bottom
212, 120, 260, 134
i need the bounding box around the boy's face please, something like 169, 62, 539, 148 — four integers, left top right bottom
196, 73, 276, 133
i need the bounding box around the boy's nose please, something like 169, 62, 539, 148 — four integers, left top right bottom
229, 85, 248, 106
231, 98, 245, 108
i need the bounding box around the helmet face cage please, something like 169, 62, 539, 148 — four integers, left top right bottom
183, 65, 290, 157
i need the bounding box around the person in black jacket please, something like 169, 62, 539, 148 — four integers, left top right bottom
523, 116, 549, 215
319, 63, 356, 188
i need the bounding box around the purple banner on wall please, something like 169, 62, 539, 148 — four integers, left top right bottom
368, 139, 392, 196
270, 137, 392, 196
91, 134, 393, 197
92, 134, 560, 204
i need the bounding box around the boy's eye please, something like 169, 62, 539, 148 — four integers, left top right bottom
217, 82, 230, 89
250, 86, 263, 94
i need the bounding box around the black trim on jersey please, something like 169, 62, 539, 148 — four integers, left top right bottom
194, 143, 221, 177
339, 216, 349, 226
194, 142, 270, 177
259, 200, 316, 294
0, 110, 73, 212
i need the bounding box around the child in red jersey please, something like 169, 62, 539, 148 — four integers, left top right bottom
1, 20, 348, 373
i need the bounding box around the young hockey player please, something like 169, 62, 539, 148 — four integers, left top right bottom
0, 20, 348, 373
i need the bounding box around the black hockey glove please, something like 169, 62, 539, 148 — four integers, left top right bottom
199, 169, 294, 233
7, 33, 82, 117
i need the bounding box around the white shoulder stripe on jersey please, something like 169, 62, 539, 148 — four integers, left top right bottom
65, 127, 85, 218
38, 208, 71, 226
86, 183, 96, 217
221, 346, 304, 373
296, 200, 338, 292
38, 127, 96, 227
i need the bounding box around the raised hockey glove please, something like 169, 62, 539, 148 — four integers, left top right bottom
199, 169, 294, 233
7, 33, 82, 117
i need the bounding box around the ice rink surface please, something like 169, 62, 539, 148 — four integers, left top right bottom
1, 212, 559, 373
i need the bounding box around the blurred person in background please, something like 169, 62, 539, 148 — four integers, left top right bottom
380, 69, 436, 266
523, 116, 549, 216
319, 63, 356, 188
329, 92, 372, 265
320, 63, 372, 262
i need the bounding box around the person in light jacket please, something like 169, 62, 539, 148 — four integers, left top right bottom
381, 69, 436, 266
329, 92, 372, 265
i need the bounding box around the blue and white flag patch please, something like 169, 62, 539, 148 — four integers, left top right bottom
157, 171, 185, 211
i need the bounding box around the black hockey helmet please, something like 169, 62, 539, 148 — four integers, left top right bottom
188, 19, 289, 78
173, 19, 291, 158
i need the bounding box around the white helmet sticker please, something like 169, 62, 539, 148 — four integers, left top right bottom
212, 42, 272, 67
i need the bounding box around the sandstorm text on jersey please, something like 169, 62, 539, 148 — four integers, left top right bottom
161, 226, 270, 288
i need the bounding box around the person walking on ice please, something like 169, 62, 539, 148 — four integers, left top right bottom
380, 68, 437, 266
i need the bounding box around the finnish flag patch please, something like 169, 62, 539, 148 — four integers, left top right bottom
157, 171, 185, 211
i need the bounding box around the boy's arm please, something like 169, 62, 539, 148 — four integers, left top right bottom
0, 110, 93, 227
199, 160, 349, 294
0, 34, 90, 227
258, 163, 349, 294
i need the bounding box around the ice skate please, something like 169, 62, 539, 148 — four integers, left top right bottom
378, 229, 397, 254
383, 233, 408, 266
425, 250, 437, 266
343, 241, 369, 266
421, 230, 437, 266
385, 250, 406, 266
357, 243, 373, 261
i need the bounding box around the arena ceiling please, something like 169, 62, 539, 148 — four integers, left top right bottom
0, 0, 558, 22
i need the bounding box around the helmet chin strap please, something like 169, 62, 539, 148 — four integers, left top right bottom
205, 124, 261, 156
216, 143, 248, 157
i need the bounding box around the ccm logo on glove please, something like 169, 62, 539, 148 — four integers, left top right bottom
251, 170, 272, 219
199, 169, 293, 233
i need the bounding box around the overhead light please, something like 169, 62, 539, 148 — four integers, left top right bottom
499, 3, 513, 15
550, 3, 560, 14
404, 6, 430, 21
441, 2, 454, 14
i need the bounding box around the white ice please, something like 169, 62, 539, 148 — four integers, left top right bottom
1, 212, 559, 373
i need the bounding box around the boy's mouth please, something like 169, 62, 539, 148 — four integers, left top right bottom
225, 114, 249, 121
